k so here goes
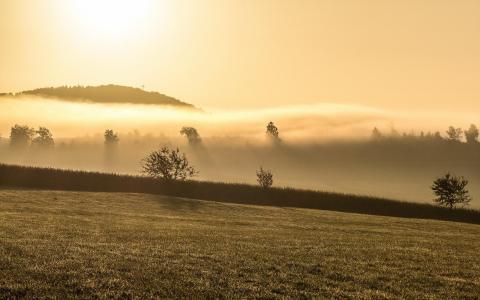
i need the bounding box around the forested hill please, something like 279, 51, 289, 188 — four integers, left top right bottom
3, 85, 197, 109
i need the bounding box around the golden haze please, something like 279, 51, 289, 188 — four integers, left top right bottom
0, 0, 479, 111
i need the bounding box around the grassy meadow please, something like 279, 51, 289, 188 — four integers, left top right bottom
1, 188, 479, 298
1, 164, 479, 225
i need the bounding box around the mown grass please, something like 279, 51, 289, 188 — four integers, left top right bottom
0, 164, 479, 224
1, 189, 479, 298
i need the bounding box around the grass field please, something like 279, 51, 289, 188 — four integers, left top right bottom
1, 164, 479, 225
1, 189, 479, 298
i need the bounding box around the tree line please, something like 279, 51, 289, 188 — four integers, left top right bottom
372, 124, 480, 143
1, 122, 475, 209
9, 125, 54, 149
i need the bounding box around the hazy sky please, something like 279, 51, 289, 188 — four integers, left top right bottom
1, 0, 479, 110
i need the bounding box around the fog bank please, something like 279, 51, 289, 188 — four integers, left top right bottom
1, 96, 476, 141
0, 96, 479, 208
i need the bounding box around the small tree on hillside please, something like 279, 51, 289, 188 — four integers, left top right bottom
142, 147, 197, 181
446, 126, 462, 142
180, 127, 201, 145
431, 173, 471, 209
10, 124, 35, 148
464, 124, 479, 144
32, 127, 54, 148
256, 167, 273, 189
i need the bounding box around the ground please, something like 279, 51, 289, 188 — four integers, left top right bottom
0, 189, 479, 299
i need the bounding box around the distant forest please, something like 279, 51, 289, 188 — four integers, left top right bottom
0, 85, 197, 108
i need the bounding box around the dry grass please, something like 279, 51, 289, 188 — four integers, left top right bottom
1, 189, 479, 299
1, 164, 479, 225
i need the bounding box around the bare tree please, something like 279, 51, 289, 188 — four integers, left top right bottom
180, 127, 201, 145
32, 127, 54, 148
446, 126, 462, 142
256, 167, 273, 189
10, 124, 35, 148
266, 121, 280, 141
432, 173, 471, 209
142, 147, 197, 181
464, 124, 479, 144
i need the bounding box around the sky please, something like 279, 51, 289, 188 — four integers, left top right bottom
0, 0, 479, 111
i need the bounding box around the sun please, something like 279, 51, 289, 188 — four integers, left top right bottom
70, 0, 153, 39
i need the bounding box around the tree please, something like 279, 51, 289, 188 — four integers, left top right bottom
142, 147, 197, 181
433, 131, 443, 141
446, 126, 462, 142
464, 124, 479, 144
266, 121, 280, 141
10, 124, 35, 148
431, 173, 471, 209
32, 127, 54, 148
104, 129, 119, 166
180, 127, 201, 145
104, 129, 119, 146
256, 167, 273, 189
371, 127, 382, 140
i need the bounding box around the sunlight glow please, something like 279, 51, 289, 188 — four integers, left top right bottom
71, 0, 154, 39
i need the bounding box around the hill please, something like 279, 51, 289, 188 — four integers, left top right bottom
0, 163, 479, 224
1, 188, 479, 298
2, 85, 197, 108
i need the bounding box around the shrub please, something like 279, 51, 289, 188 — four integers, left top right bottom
432, 173, 471, 209
142, 147, 197, 181
256, 167, 273, 188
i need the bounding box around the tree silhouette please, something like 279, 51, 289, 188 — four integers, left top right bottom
371, 127, 382, 140
432, 173, 471, 209
446, 126, 462, 142
10, 124, 35, 148
180, 127, 201, 146
256, 167, 273, 188
266, 122, 280, 141
464, 124, 479, 144
104, 129, 119, 146
142, 147, 197, 181
103, 129, 119, 166
32, 127, 54, 148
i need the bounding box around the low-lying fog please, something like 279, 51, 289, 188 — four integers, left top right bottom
0, 96, 479, 208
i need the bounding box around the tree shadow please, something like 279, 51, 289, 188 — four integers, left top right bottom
151, 194, 204, 212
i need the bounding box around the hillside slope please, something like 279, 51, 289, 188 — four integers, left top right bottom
0, 164, 479, 224
1, 189, 479, 298
2, 85, 197, 108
